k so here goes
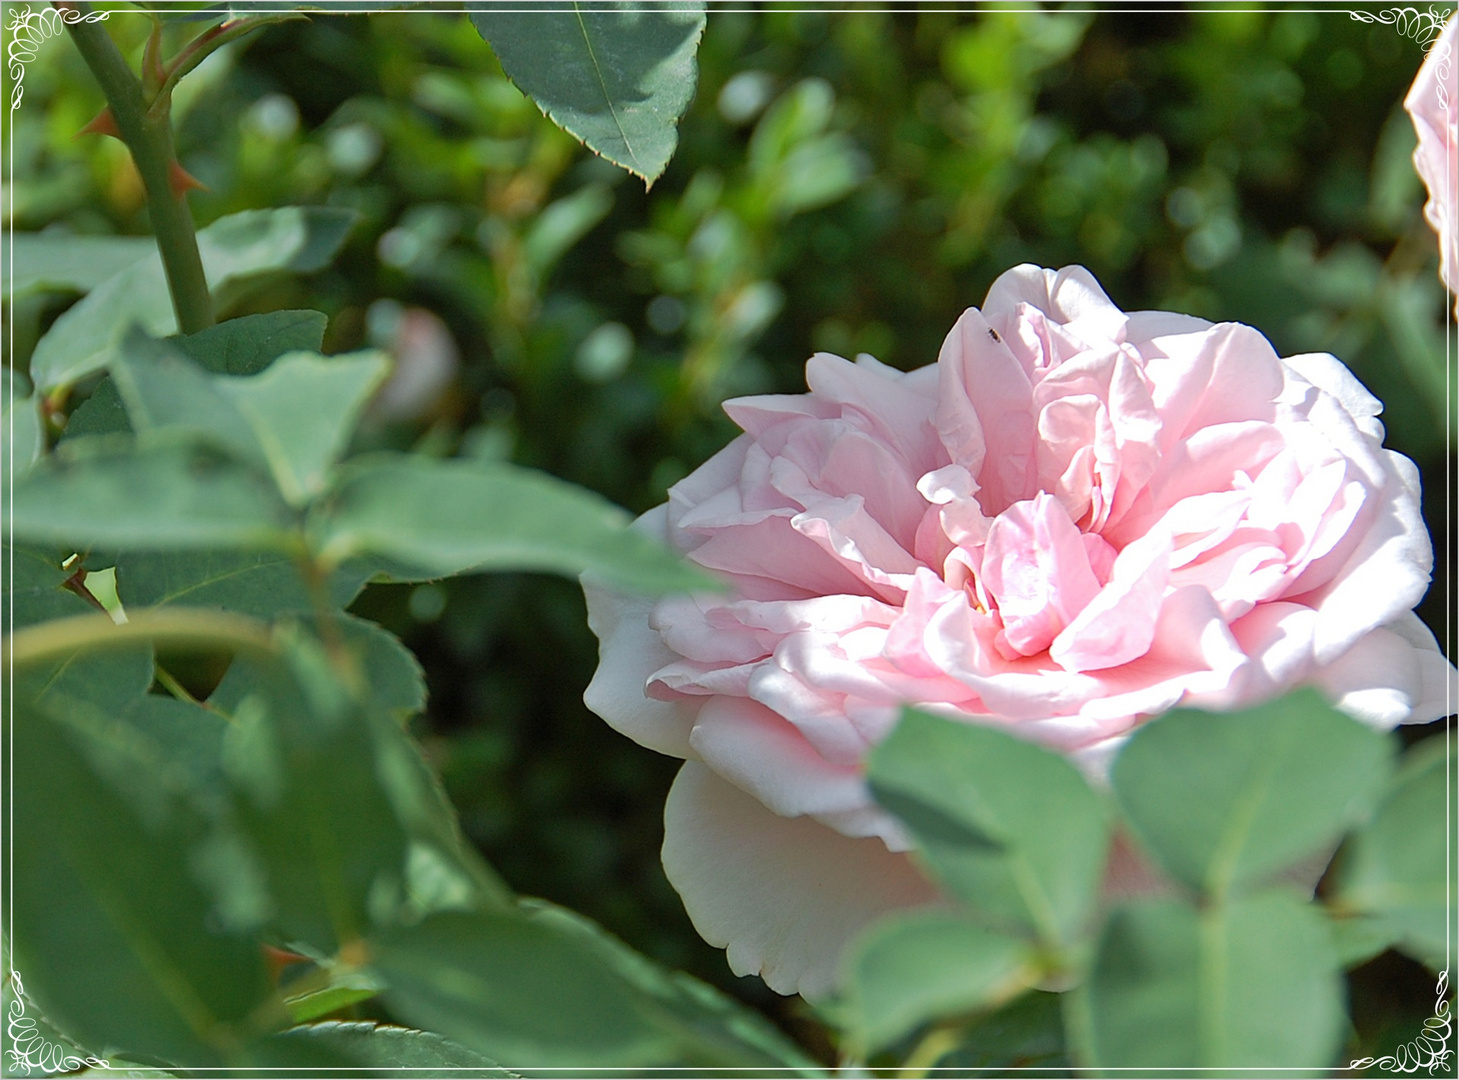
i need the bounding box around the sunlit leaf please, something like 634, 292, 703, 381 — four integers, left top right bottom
2, 233, 156, 299
1330, 736, 1457, 971
269, 1021, 513, 1073
867, 708, 1111, 948
839, 909, 1035, 1053
64, 311, 330, 444
31, 207, 355, 392
1082, 891, 1343, 1070
371, 909, 675, 1067
219, 630, 416, 954
518, 899, 824, 1073
216, 349, 391, 506
6, 439, 295, 552
217, 623, 509, 955
175, 309, 329, 376
467, 2, 706, 186
1110, 690, 1393, 899
312, 453, 717, 594
110, 328, 388, 508
114, 549, 372, 620
8, 694, 271, 1068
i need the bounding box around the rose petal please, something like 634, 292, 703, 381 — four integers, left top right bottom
688, 696, 872, 816
582, 507, 699, 759
935, 306, 1037, 514
661, 762, 942, 998
980, 492, 1101, 656
1316, 614, 1457, 727
1144, 323, 1284, 449
802, 351, 942, 473
1050, 527, 1173, 672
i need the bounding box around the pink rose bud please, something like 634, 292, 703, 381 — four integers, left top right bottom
583, 265, 1456, 999
1405, 14, 1458, 311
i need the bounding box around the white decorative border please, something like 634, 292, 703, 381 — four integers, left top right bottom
6, 971, 109, 1074
6, 2, 109, 112
1348, 970, 1453, 1075
1349, 5, 1456, 49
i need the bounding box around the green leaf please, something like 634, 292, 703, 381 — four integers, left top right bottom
156, 0, 414, 17
516, 899, 825, 1073
284, 971, 387, 1025
220, 630, 416, 953
11, 601, 156, 726
2, 971, 108, 1078
371, 909, 676, 1067
28, 646, 154, 719
866, 708, 1111, 948
215, 349, 391, 506
269, 1021, 513, 1074
7, 694, 272, 1068
1327, 913, 1398, 969
30, 207, 356, 392
522, 183, 613, 276
467, 2, 706, 187
74, 1065, 183, 1077
1083, 891, 1344, 1070
839, 909, 1036, 1053
174, 310, 329, 376
329, 613, 427, 722
61, 310, 333, 459
6, 439, 295, 553
929, 991, 1069, 1074
1110, 689, 1394, 899
1, 232, 156, 299
1330, 736, 1457, 971
110, 327, 389, 508
119, 693, 231, 797
114, 549, 372, 620
365, 689, 512, 914
4, 544, 92, 628
376, 902, 823, 1070
62, 312, 331, 446
312, 453, 716, 594
218, 622, 508, 953
209, 614, 422, 722
110, 328, 265, 464
4, 373, 44, 473
62, 378, 131, 440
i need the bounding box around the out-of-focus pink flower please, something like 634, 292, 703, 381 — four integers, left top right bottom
583, 265, 1455, 999
369, 305, 459, 423
1405, 14, 1458, 310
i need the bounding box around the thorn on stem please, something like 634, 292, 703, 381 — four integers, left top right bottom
167, 159, 208, 199
76, 107, 122, 140
262, 945, 311, 983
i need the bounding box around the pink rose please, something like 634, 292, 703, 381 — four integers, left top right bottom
583, 265, 1455, 999
1405, 14, 1458, 309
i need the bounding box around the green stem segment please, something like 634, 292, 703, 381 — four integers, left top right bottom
61, 3, 215, 334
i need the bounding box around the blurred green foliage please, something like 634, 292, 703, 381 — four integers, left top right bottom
5, 3, 1452, 1058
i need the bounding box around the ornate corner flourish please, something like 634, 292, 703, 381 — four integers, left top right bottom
1349, 6, 1455, 51
5, 971, 109, 1074
1348, 970, 1454, 1075
6, 2, 110, 112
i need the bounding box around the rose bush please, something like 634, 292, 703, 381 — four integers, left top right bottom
1406, 14, 1457, 309
583, 264, 1455, 998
